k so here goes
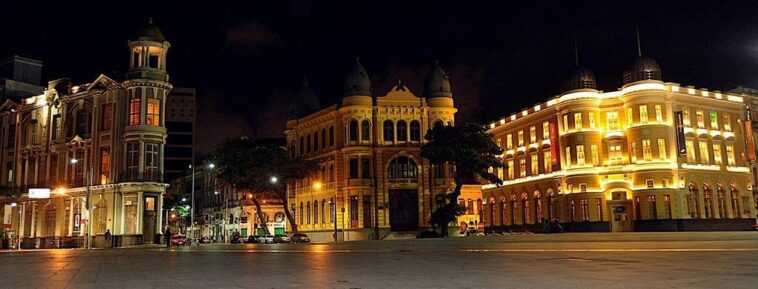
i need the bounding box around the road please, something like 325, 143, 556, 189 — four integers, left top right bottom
1, 232, 757, 289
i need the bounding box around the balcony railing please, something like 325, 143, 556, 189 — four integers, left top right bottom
118, 171, 164, 183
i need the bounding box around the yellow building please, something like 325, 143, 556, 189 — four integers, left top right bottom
482, 56, 757, 232
0, 20, 172, 248
285, 60, 457, 241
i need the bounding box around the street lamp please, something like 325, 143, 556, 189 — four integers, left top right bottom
71, 158, 92, 249
182, 198, 187, 202
270, 176, 278, 184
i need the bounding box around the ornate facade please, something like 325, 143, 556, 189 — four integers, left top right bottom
285, 60, 457, 241
0, 21, 171, 248
483, 56, 757, 232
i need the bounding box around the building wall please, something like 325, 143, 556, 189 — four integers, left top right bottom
164, 87, 195, 180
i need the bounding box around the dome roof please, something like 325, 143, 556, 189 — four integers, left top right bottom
135, 19, 166, 42
288, 78, 321, 120
623, 56, 661, 84
424, 61, 452, 98
343, 58, 372, 97
562, 67, 597, 92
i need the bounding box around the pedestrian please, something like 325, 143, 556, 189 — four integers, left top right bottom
542, 218, 550, 233
104, 229, 112, 249
164, 226, 172, 247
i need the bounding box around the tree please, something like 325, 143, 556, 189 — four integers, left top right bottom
0, 186, 21, 198
421, 123, 503, 236
213, 137, 317, 234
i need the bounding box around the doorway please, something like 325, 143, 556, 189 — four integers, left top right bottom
143, 196, 157, 243
609, 202, 633, 232
388, 189, 419, 231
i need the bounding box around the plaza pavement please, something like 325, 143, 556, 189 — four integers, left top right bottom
1, 231, 757, 289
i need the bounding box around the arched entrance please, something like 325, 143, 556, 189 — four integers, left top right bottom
387, 156, 419, 231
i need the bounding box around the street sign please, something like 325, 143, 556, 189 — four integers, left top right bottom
29, 188, 51, 199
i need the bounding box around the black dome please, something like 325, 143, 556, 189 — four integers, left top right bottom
424, 61, 452, 98
623, 56, 661, 84
562, 67, 597, 92
135, 19, 166, 42
343, 58, 372, 97
288, 78, 321, 120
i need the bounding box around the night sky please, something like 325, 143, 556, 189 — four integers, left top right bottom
3, 0, 758, 156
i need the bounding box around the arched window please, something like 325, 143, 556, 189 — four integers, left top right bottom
383, 120, 394, 142
499, 198, 506, 226
387, 156, 418, 180
306, 134, 311, 153
361, 120, 370, 142
329, 126, 335, 146
349, 120, 359, 142
330, 198, 335, 223
322, 199, 327, 223
730, 184, 740, 218
687, 184, 699, 218
397, 120, 408, 141
488, 198, 496, 227
548, 191, 556, 220
299, 202, 304, 224
313, 201, 319, 224
410, 120, 421, 141
434, 120, 444, 129
509, 195, 517, 225
321, 128, 326, 148
535, 193, 543, 222
521, 193, 530, 224
717, 185, 726, 219
314, 131, 319, 151
703, 184, 713, 219
299, 137, 304, 155
306, 201, 311, 224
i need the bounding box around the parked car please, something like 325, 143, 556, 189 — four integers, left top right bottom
245, 235, 260, 244
170, 234, 187, 246
291, 233, 311, 243
274, 234, 292, 243
261, 234, 275, 244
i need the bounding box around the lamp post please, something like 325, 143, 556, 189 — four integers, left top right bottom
70, 158, 92, 249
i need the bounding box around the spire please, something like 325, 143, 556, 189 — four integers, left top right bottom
636, 25, 642, 57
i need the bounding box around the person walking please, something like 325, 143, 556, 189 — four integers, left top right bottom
104, 229, 112, 249
164, 227, 172, 247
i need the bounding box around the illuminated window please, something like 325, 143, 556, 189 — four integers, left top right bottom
646, 179, 654, 188
147, 99, 160, 126
655, 105, 662, 122
574, 113, 582, 130
683, 109, 690, 126
630, 142, 637, 162
639, 105, 648, 123
506, 134, 513, 149
576, 145, 585, 166
100, 148, 110, 185
726, 144, 735, 165
507, 160, 514, 179
686, 140, 696, 163
713, 143, 722, 164
588, 112, 595, 129
642, 139, 652, 161
530, 126, 536, 143
696, 110, 704, 128
543, 151, 552, 172
607, 111, 619, 130
565, 147, 571, 167
519, 158, 526, 178
563, 114, 569, 131
581, 199, 589, 221
129, 98, 141, 126
590, 145, 598, 166
496, 138, 502, 148
531, 154, 538, 175
709, 111, 718, 130
626, 107, 633, 126
518, 131, 524, 146
699, 141, 710, 163
658, 139, 667, 160
542, 121, 550, 139
609, 145, 622, 165
723, 114, 731, 131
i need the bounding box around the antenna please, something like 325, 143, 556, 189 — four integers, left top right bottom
636, 25, 642, 57
574, 36, 579, 67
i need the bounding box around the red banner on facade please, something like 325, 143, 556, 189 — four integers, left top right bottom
549, 121, 559, 167
745, 120, 756, 161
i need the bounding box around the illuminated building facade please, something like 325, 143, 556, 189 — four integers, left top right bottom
483, 56, 757, 232
285, 60, 457, 241
0, 20, 172, 248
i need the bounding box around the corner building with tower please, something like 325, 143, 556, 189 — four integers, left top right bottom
285, 60, 457, 241
482, 56, 757, 232
0, 21, 171, 248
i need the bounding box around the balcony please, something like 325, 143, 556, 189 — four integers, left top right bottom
118, 171, 164, 183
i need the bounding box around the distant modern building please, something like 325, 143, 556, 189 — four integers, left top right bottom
482, 55, 757, 232
0, 20, 172, 248
164, 87, 195, 180
285, 59, 458, 242
0, 55, 45, 101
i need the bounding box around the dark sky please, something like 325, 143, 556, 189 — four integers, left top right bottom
3, 0, 758, 156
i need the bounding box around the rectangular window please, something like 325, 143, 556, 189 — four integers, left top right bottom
683, 109, 690, 126
349, 159, 359, 179
631, 142, 637, 162
655, 105, 663, 122
663, 195, 672, 219
542, 121, 549, 140
147, 99, 160, 126
696, 110, 704, 128
726, 144, 735, 165
563, 114, 569, 132
144, 143, 160, 179
590, 145, 598, 166
531, 154, 538, 175
507, 160, 514, 179
626, 107, 634, 126
686, 140, 696, 163
127, 143, 139, 178
129, 98, 141, 126
530, 126, 536, 143
634, 196, 641, 220
658, 139, 667, 160
709, 111, 718, 130
588, 112, 595, 129
639, 105, 648, 123
579, 183, 587, 192
570, 200, 576, 222
642, 139, 652, 161
647, 195, 657, 220
506, 134, 513, 149
609, 145, 622, 165
723, 114, 731, 131
699, 141, 710, 163
662, 179, 669, 188
518, 131, 524, 146
543, 151, 552, 172
100, 148, 110, 185
713, 143, 722, 164
49, 156, 57, 183
101, 103, 113, 131
646, 179, 654, 188
581, 199, 589, 221
574, 113, 582, 130
607, 111, 619, 130
519, 158, 526, 178
361, 158, 370, 179
52, 115, 61, 141
565, 147, 571, 167
596, 198, 603, 221
576, 145, 585, 166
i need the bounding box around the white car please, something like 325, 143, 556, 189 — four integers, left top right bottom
261, 234, 275, 244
